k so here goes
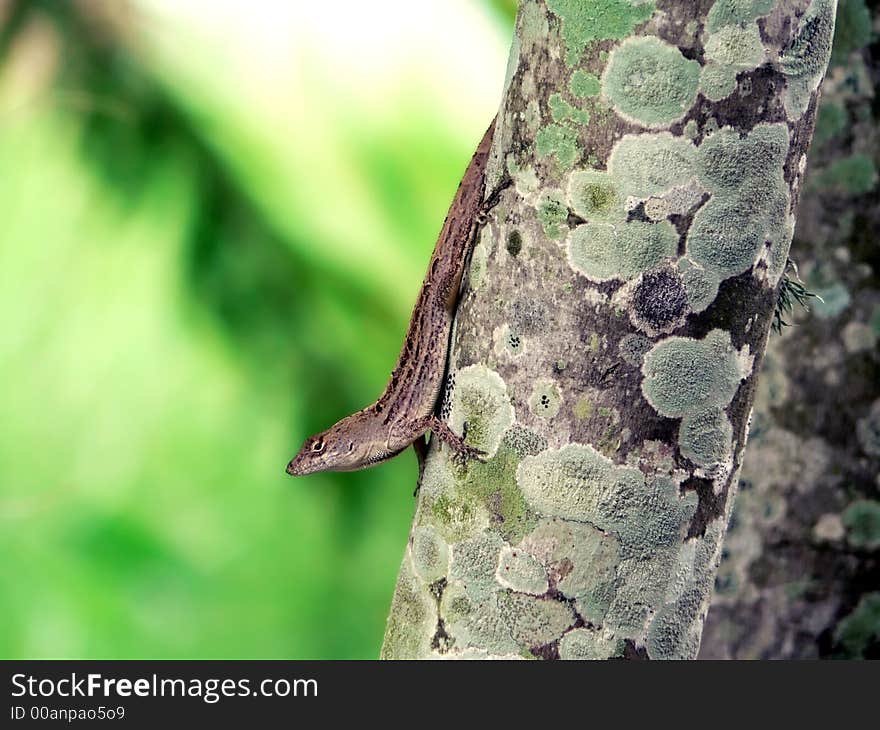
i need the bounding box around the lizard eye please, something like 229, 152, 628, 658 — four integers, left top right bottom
348, 442, 354, 453
312, 439, 325, 453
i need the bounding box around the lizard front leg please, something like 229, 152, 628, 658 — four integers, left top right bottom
415, 415, 487, 465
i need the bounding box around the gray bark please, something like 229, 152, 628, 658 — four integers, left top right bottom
382, 0, 837, 660
700, 0, 880, 659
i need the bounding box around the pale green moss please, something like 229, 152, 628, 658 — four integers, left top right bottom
568, 170, 625, 221
679, 409, 733, 469
447, 365, 514, 459
641, 329, 745, 418
411, 525, 450, 583
568, 220, 677, 282
602, 36, 700, 128
570, 69, 601, 98
546, 0, 656, 66
496, 545, 549, 595
463, 441, 539, 543
536, 124, 580, 168
559, 628, 624, 659
528, 379, 562, 419
608, 132, 697, 198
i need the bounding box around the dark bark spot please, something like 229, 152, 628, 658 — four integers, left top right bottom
632, 268, 688, 331
682, 476, 728, 539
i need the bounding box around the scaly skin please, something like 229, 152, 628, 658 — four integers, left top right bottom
287, 118, 499, 477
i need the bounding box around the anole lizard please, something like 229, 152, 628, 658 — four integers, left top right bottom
286, 117, 503, 477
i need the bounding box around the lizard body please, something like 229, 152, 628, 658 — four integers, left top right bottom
286, 118, 499, 476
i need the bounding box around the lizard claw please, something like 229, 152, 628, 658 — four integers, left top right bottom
450, 442, 488, 467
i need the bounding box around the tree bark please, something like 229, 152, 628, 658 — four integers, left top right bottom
700, 0, 880, 659
382, 0, 837, 660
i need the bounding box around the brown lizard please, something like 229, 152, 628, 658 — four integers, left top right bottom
286, 117, 503, 477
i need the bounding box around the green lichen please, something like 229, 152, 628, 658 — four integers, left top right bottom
447, 365, 514, 459
618, 333, 652, 367
559, 628, 624, 659
517, 444, 696, 559
706, 0, 776, 32
411, 525, 450, 583
381, 551, 436, 659
571, 69, 601, 98
697, 123, 789, 192
699, 63, 738, 102
521, 518, 620, 623
496, 591, 577, 648
679, 409, 733, 469
536, 189, 569, 240
608, 132, 697, 199
678, 258, 720, 313
528, 379, 562, 419
546, 0, 656, 66
689, 123, 792, 281
496, 545, 549, 595
641, 329, 746, 418
842, 500, 880, 550
780, 0, 837, 118
573, 395, 595, 419
440, 580, 520, 655
602, 35, 700, 128
568, 170, 624, 221
550, 93, 591, 126
450, 530, 506, 598
536, 124, 580, 168
468, 231, 490, 290
568, 220, 677, 282
700, 22, 765, 102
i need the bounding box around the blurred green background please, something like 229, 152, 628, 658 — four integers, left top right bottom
0, 0, 515, 658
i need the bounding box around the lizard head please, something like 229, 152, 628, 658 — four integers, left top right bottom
285, 413, 385, 476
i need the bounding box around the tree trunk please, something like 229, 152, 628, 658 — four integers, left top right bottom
700, 0, 880, 660
382, 0, 836, 660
